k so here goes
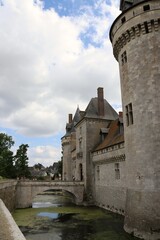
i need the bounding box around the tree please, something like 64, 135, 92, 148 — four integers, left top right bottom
0, 133, 15, 178
15, 144, 30, 178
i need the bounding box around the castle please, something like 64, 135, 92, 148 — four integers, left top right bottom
62, 1, 160, 239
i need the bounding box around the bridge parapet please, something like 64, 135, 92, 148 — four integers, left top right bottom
0, 199, 26, 240
16, 180, 85, 208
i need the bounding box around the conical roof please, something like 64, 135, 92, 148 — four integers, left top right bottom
63, 107, 82, 137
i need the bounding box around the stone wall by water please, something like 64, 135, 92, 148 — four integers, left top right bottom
0, 180, 17, 212
92, 144, 126, 215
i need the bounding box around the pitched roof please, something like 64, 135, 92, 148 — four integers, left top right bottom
84, 97, 118, 120
94, 118, 124, 152
63, 107, 82, 137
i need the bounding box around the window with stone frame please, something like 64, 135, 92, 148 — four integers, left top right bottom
97, 165, 100, 181
79, 138, 82, 150
121, 51, 127, 65
143, 4, 150, 11
125, 103, 133, 126
121, 16, 126, 24
115, 163, 120, 180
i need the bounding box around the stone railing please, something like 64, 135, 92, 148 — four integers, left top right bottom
0, 199, 26, 240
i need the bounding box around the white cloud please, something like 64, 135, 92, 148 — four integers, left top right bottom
28, 145, 61, 166
0, 0, 121, 166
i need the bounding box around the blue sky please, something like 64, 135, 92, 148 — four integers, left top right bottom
0, 0, 121, 166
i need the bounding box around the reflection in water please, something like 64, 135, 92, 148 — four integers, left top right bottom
14, 193, 138, 240
37, 212, 60, 219
32, 202, 61, 208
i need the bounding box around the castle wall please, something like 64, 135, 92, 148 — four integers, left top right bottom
110, 1, 160, 239
76, 118, 111, 200
92, 144, 126, 214
62, 133, 76, 181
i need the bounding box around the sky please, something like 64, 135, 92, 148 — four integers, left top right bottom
0, 0, 121, 167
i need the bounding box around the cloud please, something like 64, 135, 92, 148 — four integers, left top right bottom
0, 0, 121, 166
28, 145, 61, 166
0, 0, 120, 138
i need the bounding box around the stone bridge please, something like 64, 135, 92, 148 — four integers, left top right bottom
16, 180, 85, 208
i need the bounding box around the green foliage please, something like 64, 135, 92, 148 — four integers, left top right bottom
0, 133, 16, 178
15, 144, 30, 178
0, 133, 30, 179
36, 176, 45, 181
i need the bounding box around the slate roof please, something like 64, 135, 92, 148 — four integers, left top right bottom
63, 107, 82, 137
94, 118, 124, 152
120, 0, 143, 11
62, 94, 118, 138
84, 97, 118, 120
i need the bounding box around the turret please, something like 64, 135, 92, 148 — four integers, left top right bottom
110, 1, 160, 239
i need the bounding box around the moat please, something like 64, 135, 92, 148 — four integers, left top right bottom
13, 191, 138, 240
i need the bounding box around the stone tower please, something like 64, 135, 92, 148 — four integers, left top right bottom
110, 1, 160, 239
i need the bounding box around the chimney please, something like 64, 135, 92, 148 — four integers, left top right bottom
68, 114, 72, 123
97, 87, 104, 116
119, 111, 123, 118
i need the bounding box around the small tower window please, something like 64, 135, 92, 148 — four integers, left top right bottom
143, 5, 150, 11
144, 21, 149, 34
121, 16, 126, 24
126, 103, 133, 126
97, 166, 100, 181
79, 138, 82, 150
80, 126, 82, 135
121, 51, 127, 65
115, 163, 120, 180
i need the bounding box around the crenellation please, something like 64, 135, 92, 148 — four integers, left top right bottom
112, 18, 160, 60
110, 0, 160, 239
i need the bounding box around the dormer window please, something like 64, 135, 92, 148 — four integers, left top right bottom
100, 128, 109, 141
120, 0, 134, 12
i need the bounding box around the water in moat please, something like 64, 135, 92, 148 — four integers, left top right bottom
13, 190, 138, 240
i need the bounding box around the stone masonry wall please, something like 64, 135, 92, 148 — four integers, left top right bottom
92, 145, 126, 214
110, 1, 160, 239
0, 180, 17, 212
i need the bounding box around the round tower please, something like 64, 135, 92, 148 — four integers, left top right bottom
110, 1, 160, 239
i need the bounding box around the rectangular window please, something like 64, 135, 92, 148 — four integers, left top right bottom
115, 163, 120, 180
80, 126, 82, 135
143, 5, 150, 11
126, 105, 129, 126
128, 103, 133, 124
121, 16, 126, 24
121, 51, 127, 65
97, 166, 100, 181
79, 138, 82, 150
125, 103, 133, 126
144, 21, 149, 34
